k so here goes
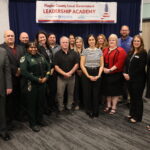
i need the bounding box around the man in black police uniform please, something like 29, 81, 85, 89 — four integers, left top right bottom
0, 48, 12, 141
54, 36, 79, 114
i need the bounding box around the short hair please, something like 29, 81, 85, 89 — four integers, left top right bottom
26, 41, 37, 49
60, 36, 69, 43
108, 34, 118, 45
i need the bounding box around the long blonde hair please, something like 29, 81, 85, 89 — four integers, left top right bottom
74, 36, 85, 54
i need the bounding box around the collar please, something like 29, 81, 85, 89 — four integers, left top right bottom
121, 36, 130, 41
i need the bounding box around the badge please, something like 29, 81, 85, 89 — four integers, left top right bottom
20, 56, 25, 63
135, 55, 139, 58
31, 58, 35, 62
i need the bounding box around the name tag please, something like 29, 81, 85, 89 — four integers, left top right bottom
135, 55, 139, 58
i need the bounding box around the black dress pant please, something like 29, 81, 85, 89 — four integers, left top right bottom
26, 83, 46, 126
82, 67, 101, 114
0, 96, 7, 133
6, 77, 21, 123
128, 80, 145, 122
74, 74, 83, 107
47, 72, 57, 111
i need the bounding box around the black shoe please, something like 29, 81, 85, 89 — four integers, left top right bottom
38, 121, 48, 127
30, 126, 40, 132
66, 109, 74, 115
94, 112, 99, 118
0, 132, 11, 141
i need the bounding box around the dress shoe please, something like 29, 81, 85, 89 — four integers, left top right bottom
38, 120, 48, 127
66, 109, 74, 115
30, 126, 40, 132
0, 132, 11, 141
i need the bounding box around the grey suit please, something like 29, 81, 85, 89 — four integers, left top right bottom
0, 48, 12, 133
0, 43, 24, 122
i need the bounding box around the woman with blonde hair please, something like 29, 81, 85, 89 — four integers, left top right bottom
96, 34, 108, 51
73, 36, 84, 110
103, 34, 127, 114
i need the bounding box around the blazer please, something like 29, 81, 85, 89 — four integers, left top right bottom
0, 43, 24, 77
124, 50, 147, 82
0, 48, 12, 96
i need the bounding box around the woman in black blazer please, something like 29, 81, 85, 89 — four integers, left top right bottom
123, 35, 147, 123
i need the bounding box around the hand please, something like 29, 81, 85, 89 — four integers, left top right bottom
104, 68, 110, 74
123, 73, 130, 80
41, 77, 47, 83
6, 89, 12, 95
64, 72, 72, 78
50, 68, 54, 75
38, 78, 43, 83
94, 75, 101, 81
88, 76, 96, 81
16, 68, 21, 77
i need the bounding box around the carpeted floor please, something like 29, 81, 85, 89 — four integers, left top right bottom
0, 101, 150, 150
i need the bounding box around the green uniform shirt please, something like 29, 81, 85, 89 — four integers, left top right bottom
20, 53, 50, 83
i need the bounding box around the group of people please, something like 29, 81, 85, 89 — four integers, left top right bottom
0, 25, 150, 141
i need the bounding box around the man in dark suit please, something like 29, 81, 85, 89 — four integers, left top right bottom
19, 32, 29, 54
0, 48, 12, 141
0, 30, 24, 128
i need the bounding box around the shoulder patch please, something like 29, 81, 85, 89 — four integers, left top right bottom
20, 56, 25, 63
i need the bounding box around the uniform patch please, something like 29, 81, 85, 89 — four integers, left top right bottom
31, 59, 35, 62
20, 56, 25, 63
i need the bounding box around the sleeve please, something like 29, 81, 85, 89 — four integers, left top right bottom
99, 49, 103, 57
81, 49, 87, 56
20, 56, 39, 83
53, 51, 59, 66
4, 52, 12, 89
114, 48, 127, 70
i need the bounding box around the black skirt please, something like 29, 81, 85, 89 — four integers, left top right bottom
102, 72, 124, 96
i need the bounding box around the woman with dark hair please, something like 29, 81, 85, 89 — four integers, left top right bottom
35, 31, 53, 114
96, 34, 108, 51
123, 35, 147, 123
20, 42, 50, 132
69, 34, 75, 50
80, 34, 104, 118
35, 31, 52, 65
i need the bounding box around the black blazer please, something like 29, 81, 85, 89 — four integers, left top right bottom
0, 43, 24, 76
124, 50, 147, 82
38, 45, 53, 66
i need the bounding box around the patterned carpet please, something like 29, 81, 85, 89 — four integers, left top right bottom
0, 100, 150, 150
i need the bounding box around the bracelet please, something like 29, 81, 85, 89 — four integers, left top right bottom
109, 69, 113, 72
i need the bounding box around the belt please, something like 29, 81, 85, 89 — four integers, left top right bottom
86, 67, 99, 70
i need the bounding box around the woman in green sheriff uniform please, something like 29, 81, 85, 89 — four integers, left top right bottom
20, 42, 50, 132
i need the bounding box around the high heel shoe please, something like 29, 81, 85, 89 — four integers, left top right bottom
103, 107, 111, 113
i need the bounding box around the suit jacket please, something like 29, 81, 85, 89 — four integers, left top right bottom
0, 43, 24, 77
124, 50, 147, 82
0, 48, 12, 96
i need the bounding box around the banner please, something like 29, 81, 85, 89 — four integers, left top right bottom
36, 1, 117, 24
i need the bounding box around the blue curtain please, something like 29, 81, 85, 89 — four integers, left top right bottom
9, 0, 141, 43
